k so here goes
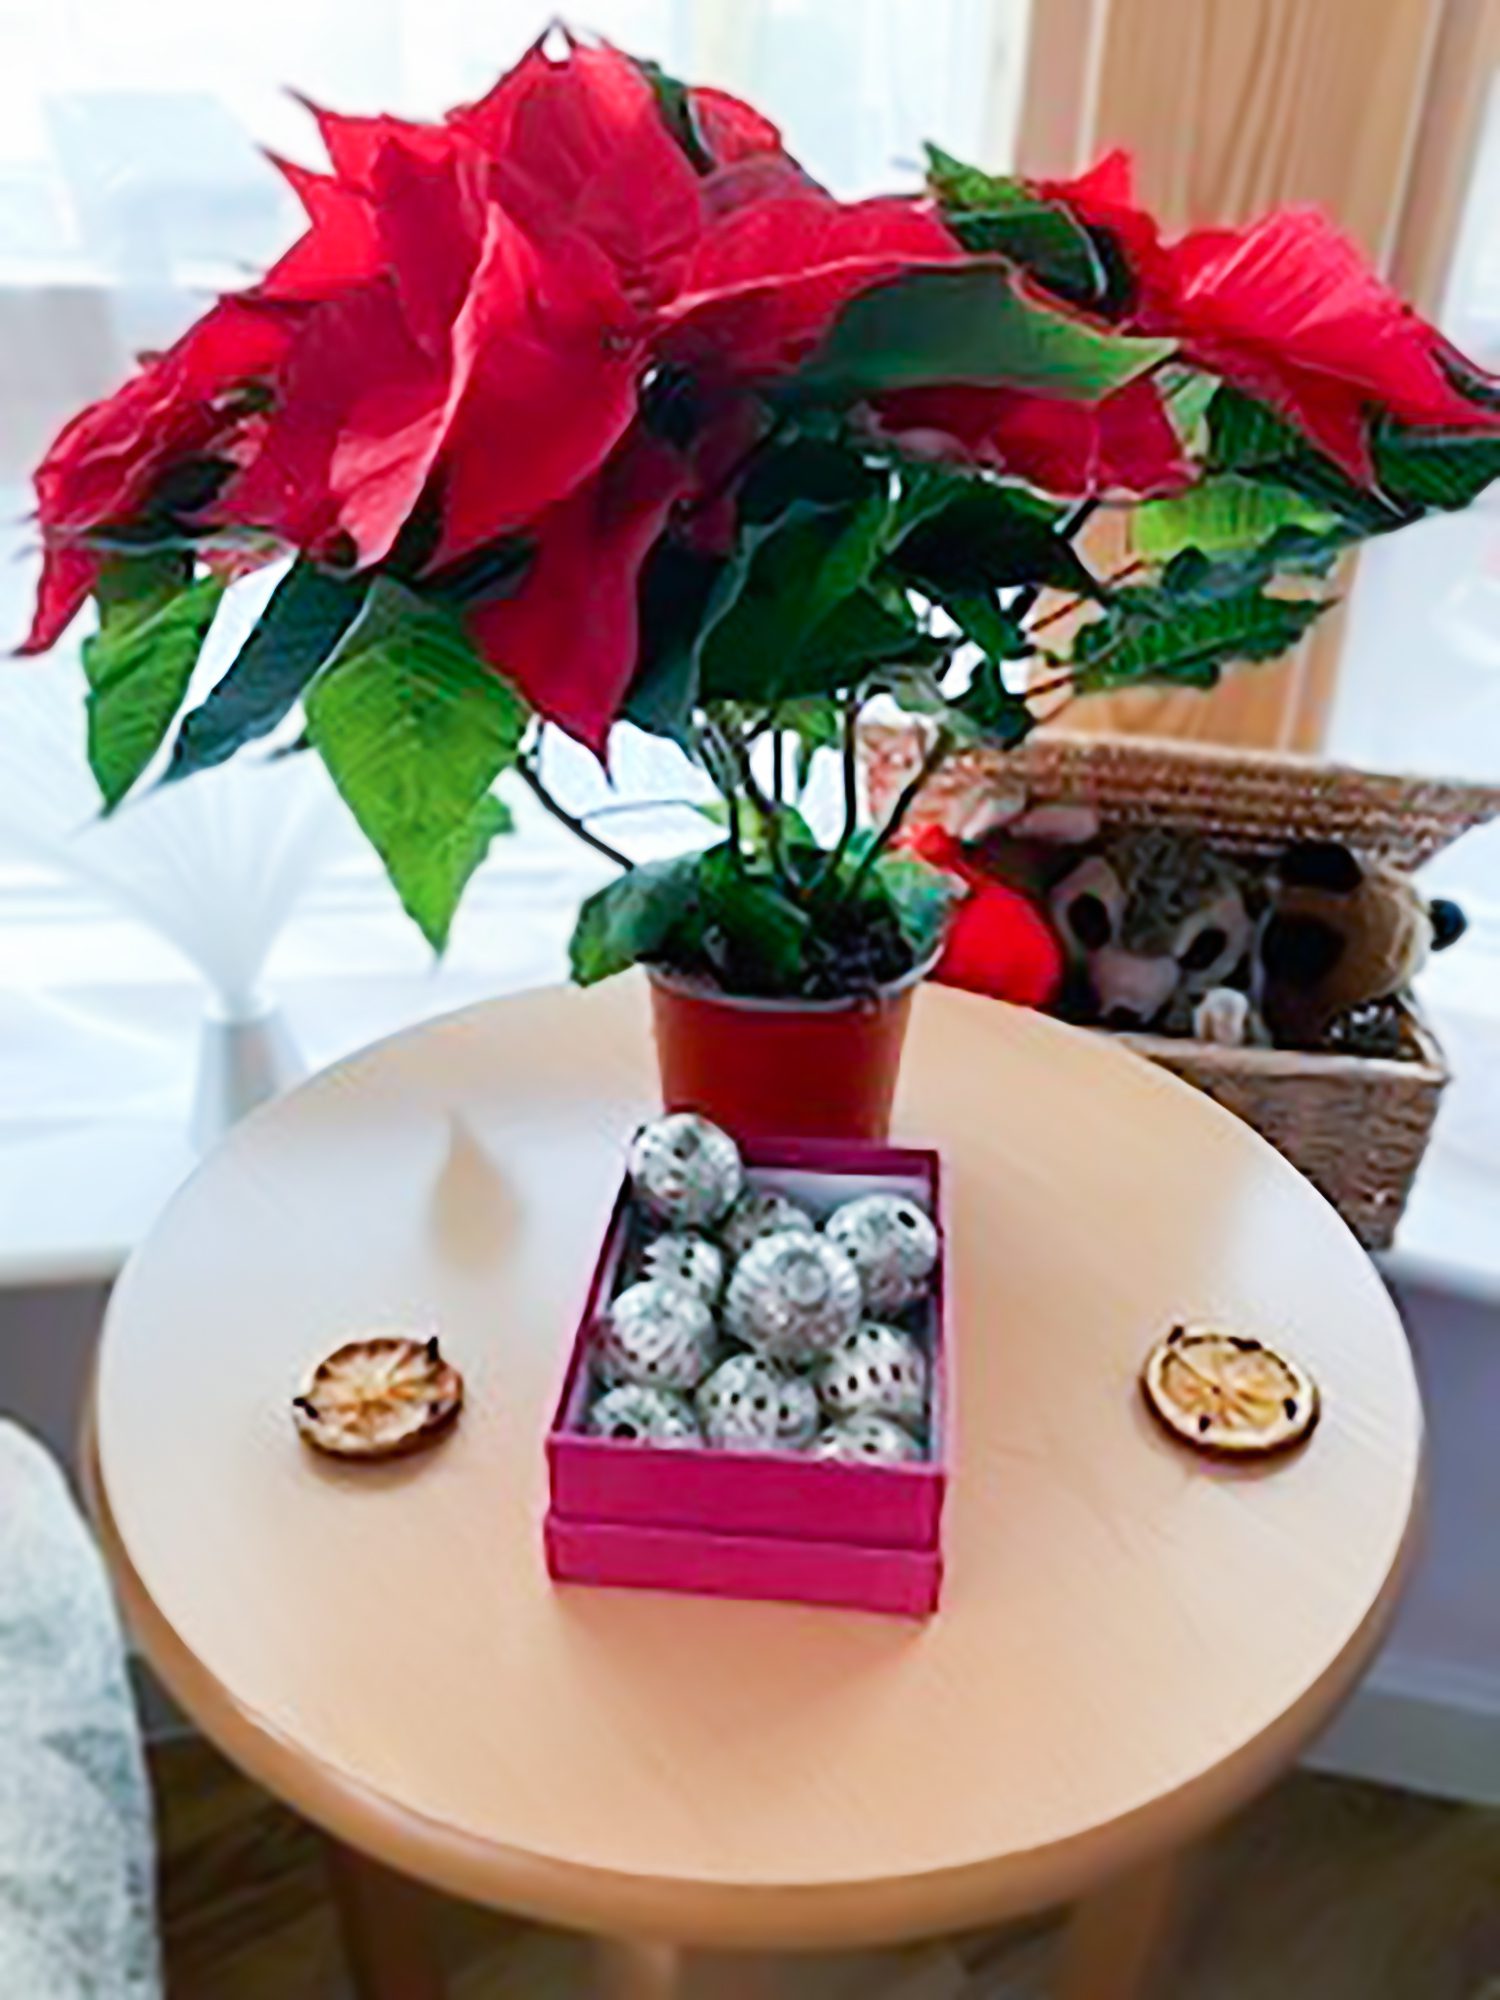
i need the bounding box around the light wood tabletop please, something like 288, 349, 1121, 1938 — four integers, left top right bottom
88, 978, 1422, 1997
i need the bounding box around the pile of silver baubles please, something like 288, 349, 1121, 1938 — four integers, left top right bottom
586, 1114, 938, 1464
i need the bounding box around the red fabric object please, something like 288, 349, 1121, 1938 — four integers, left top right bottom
873, 374, 1194, 498
466, 434, 693, 754
937, 878, 1065, 1008
905, 827, 1064, 1009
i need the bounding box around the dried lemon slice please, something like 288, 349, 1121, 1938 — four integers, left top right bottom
292, 1335, 463, 1460
1141, 1325, 1317, 1457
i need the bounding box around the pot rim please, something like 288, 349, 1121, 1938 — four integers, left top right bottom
645, 948, 939, 1017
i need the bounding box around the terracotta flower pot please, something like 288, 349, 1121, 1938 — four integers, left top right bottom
647, 959, 931, 1141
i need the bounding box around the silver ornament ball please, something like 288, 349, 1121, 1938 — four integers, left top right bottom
628, 1114, 742, 1229
587, 1383, 702, 1446
725, 1229, 862, 1366
825, 1193, 939, 1315
816, 1320, 930, 1428
641, 1231, 725, 1303
719, 1186, 816, 1262
595, 1279, 718, 1391
696, 1353, 820, 1454
814, 1415, 925, 1465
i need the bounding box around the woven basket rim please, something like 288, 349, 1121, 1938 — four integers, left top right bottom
1113, 1011, 1448, 1087
861, 723, 1500, 872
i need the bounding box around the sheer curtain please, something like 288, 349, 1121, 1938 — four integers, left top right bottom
1327, 68, 1500, 1197
0, 1, 1029, 1149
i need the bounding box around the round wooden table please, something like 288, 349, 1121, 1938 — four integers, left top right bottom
89, 979, 1421, 1999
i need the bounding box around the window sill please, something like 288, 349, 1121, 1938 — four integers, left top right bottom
3, 870, 1498, 1295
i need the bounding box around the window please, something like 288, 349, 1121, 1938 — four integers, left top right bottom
1328, 68, 1500, 1261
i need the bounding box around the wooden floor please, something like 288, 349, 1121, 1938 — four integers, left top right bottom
152, 1736, 1500, 1999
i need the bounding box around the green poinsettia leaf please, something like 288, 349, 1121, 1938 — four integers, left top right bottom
635, 58, 714, 173
84, 573, 226, 811
792, 589, 949, 692
739, 433, 885, 523
697, 843, 811, 990
1204, 388, 1315, 474
948, 661, 1038, 747
93, 547, 195, 622
778, 695, 845, 790
305, 577, 527, 951
1374, 425, 1500, 512
697, 497, 945, 704
1158, 527, 1349, 603
1069, 585, 1330, 694
1205, 391, 1500, 523
1204, 388, 1404, 535
624, 541, 725, 743
924, 144, 1106, 304
891, 475, 1097, 598
938, 590, 1032, 663
1132, 475, 1341, 562
165, 561, 368, 784
868, 848, 963, 960
786, 265, 1175, 406
569, 853, 703, 987
422, 536, 532, 610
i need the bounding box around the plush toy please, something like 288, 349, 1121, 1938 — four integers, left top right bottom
1192, 985, 1266, 1048
906, 824, 1065, 1008
1047, 827, 1258, 1033
1257, 840, 1467, 1048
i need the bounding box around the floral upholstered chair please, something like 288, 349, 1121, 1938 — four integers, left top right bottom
0, 1421, 161, 1999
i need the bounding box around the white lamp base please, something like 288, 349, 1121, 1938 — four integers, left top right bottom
189, 1002, 303, 1154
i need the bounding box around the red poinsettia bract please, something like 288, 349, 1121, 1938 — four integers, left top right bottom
19, 36, 1499, 755
1038, 151, 1499, 480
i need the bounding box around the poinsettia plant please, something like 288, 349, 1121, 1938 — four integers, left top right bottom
19, 28, 1500, 998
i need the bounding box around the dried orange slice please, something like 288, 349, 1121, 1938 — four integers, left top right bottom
292, 1335, 463, 1460
1142, 1325, 1317, 1458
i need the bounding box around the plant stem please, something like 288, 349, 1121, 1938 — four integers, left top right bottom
697, 721, 748, 866
812, 695, 863, 899
1010, 496, 1104, 628
1022, 667, 1077, 702
1022, 560, 1145, 642
844, 725, 953, 902
515, 754, 632, 871
581, 797, 711, 821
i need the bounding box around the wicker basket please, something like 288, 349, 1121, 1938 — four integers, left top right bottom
863, 726, 1500, 1249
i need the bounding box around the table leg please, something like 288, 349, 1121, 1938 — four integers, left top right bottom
595, 1939, 779, 1998
325, 1839, 446, 2000
1056, 1849, 1187, 2000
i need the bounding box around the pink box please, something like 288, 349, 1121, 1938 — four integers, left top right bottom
545, 1137, 948, 1618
